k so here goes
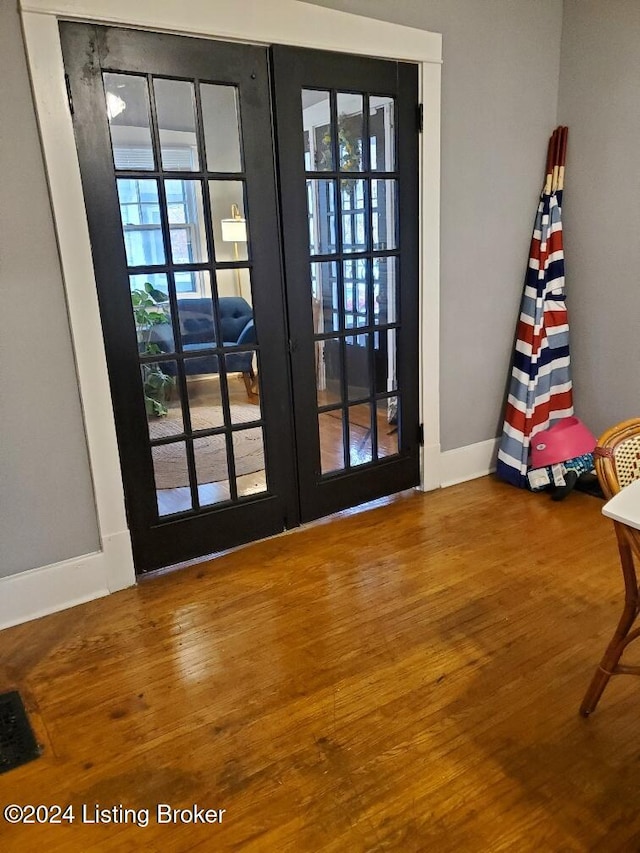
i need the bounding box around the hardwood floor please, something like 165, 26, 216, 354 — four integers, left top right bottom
1, 477, 639, 851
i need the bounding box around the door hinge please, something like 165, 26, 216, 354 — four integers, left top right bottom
418, 423, 424, 446
417, 103, 423, 133
64, 74, 74, 116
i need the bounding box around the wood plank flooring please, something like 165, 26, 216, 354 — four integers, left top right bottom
1, 477, 639, 851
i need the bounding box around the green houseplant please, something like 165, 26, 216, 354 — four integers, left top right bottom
317, 112, 362, 172
131, 283, 175, 417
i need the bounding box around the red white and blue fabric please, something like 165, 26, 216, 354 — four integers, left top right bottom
497, 127, 572, 488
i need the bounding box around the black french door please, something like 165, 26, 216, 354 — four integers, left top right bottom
61, 24, 299, 572
61, 23, 420, 573
272, 47, 420, 521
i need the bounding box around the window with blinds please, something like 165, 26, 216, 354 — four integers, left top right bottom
113, 145, 196, 171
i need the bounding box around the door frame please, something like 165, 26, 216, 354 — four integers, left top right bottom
20, 0, 442, 594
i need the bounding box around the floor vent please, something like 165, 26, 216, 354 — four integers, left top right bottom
0, 691, 41, 774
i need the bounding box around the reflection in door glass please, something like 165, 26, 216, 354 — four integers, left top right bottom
372, 179, 397, 250
209, 181, 249, 262
369, 96, 395, 171
341, 179, 366, 253
201, 84, 243, 173
301, 90, 333, 171
183, 357, 227, 503
117, 179, 165, 266
375, 328, 398, 395
343, 258, 369, 328
142, 360, 182, 435
216, 267, 252, 305
348, 403, 373, 466
376, 398, 399, 459
166, 180, 208, 264
129, 272, 170, 293
185, 361, 223, 421
307, 180, 336, 255
373, 256, 397, 325
152, 442, 192, 515
337, 93, 364, 171
317, 337, 342, 406
224, 351, 260, 405
103, 73, 155, 170
129, 273, 175, 354
195, 435, 231, 506
319, 411, 345, 474
310, 261, 338, 333
232, 428, 267, 497
154, 79, 199, 171
175, 272, 215, 346
299, 79, 406, 481
346, 333, 371, 402
221, 356, 261, 421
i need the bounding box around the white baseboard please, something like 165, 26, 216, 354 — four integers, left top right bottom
420, 441, 442, 491
439, 438, 499, 488
0, 437, 499, 631
0, 438, 498, 630
0, 530, 135, 631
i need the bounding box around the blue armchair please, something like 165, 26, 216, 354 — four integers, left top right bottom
152, 296, 257, 397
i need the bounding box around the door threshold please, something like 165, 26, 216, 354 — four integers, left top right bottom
139, 488, 419, 582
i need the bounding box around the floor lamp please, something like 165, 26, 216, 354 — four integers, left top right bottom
220, 204, 247, 298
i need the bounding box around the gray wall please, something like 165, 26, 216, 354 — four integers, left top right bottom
558, 0, 640, 437
307, 0, 564, 451
0, 0, 565, 579
0, 1, 100, 577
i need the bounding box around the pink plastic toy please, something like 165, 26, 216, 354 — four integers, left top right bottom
530, 417, 597, 469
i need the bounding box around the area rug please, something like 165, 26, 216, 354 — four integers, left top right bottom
149, 403, 264, 489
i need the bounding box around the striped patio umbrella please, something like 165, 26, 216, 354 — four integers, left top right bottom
496, 127, 571, 488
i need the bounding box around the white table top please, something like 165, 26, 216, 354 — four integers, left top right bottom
602, 478, 640, 531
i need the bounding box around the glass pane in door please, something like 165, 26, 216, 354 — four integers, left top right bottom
307, 180, 337, 255
319, 410, 345, 474
201, 84, 243, 173
209, 181, 249, 263
317, 337, 342, 406
302, 90, 333, 171
152, 443, 192, 515
117, 179, 165, 266
216, 267, 252, 304
142, 360, 182, 435
104, 73, 155, 170
372, 179, 397, 250
166, 180, 208, 264
340, 179, 366, 252
373, 256, 397, 324
336, 93, 364, 172
310, 261, 338, 333
129, 272, 176, 354
376, 398, 399, 459
175, 271, 215, 345
369, 96, 395, 172
102, 68, 270, 518
233, 428, 267, 497
348, 403, 373, 466
154, 79, 200, 171
301, 85, 403, 475
194, 435, 231, 506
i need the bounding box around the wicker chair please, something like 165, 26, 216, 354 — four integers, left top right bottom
580, 418, 640, 716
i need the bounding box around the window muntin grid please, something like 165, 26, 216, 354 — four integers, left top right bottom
302, 89, 400, 473
103, 71, 267, 517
